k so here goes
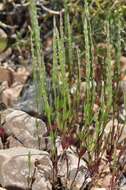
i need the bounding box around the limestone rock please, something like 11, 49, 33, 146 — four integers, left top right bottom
0, 147, 52, 190
3, 109, 47, 149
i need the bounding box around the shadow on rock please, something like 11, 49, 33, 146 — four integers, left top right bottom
6, 186, 31, 190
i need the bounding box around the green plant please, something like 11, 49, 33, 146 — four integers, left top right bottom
27, 152, 36, 189
28, 0, 126, 189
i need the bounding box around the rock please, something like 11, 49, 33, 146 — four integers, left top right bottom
1, 82, 24, 106
0, 3, 4, 11
57, 147, 91, 190
120, 186, 126, 190
3, 109, 48, 149
0, 67, 14, 87
13, 67, 30, 84
119, 80, 126, 95
120, 56, 126, 76
0, 108, 12, 124
119, 104, 126, 121
14, 78, 54, 114
14, 84, 41, 113
0, 66, 30, 106
14, 83, 45, 114
119, 174, 126, 190
0, 188, 7, 190
0, 147, 52, 190
0, 137, 3, 149
105, 119, 126, 145
0, 48, 12, 63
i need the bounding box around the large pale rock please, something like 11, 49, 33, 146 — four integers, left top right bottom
3, 109, 47, 149
0, 147, 52, 190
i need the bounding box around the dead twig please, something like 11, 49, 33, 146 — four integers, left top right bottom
39, 4, 64, 15
0, 21, 17, 29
